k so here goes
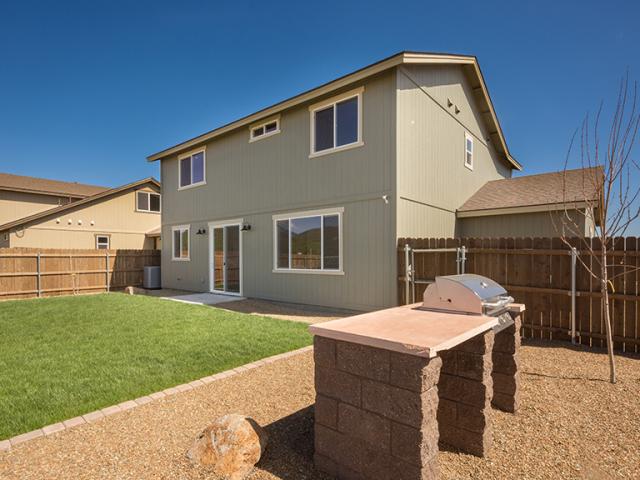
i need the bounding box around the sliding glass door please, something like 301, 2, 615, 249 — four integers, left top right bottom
211, 223, 241, 294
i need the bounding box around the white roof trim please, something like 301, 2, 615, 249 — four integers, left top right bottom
457, 201, 590, 218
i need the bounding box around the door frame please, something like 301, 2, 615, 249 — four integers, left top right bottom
208, 218, 243, 296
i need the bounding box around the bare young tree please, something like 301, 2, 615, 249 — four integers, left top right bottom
555, 72, 640, 384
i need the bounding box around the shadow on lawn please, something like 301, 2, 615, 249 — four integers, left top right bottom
258, 406, 330, 480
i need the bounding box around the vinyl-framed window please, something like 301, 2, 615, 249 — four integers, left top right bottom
95, 235, 110, 250
309, 87, 364, 158
273, 207, 343, 274
136, 191, 161, 212
249, 116, 280, 142
172, 225, 190, 261
464, 132, 474, 170
178, 148, 206, 190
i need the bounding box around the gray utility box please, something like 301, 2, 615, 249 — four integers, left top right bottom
143, 266, 161, 289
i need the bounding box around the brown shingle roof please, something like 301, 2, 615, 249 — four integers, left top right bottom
0, 172, 108, 198
458, 167, 603, 213
0, 177, 160, 232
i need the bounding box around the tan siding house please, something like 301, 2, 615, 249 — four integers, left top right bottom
0, 178, 161, 250
148, 51, 595, 310
0, 172, 107, 225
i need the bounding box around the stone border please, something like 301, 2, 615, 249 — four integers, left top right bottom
0, 345, 313, 453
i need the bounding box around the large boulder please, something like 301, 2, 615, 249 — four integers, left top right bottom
187, 414, 268, 479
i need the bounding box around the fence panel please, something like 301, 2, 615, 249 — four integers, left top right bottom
0, 248, 160, 300
398, 237, 640, 353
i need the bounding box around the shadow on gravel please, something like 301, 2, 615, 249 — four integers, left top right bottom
258, 406, 330, 480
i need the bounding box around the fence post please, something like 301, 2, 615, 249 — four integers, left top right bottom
570, 247, 577, 344
404, 244, 411, 305
36, 252, 41, 298
456, 247, 461, 275
105, 252, 110, 293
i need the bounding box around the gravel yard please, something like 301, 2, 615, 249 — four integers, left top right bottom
0, 341, 638, 479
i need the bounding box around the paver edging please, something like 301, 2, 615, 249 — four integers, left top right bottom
1, 345, 313, 452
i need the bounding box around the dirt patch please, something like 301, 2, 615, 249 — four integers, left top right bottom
217, 298, 356, 324
1, 341, 638, 479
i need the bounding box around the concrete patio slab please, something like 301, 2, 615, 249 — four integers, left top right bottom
161, 292, 244, 306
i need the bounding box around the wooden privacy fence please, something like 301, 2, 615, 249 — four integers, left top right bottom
397, 237, 640, 353
0, 248, 160, 300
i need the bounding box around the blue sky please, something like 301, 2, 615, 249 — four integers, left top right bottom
1, 0, 638, 192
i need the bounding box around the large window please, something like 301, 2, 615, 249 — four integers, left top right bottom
178, 149, 206, 189
136, 191, 161, 212
172, 225, 190, 261
310, 88, 363, 157
273, 209, 342, 273
464, 132, 474, 170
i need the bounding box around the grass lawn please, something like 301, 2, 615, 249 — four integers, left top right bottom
0, 293, 312, 440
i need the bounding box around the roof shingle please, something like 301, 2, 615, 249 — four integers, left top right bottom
0, 172, 108, 198
458, 167, 603, 213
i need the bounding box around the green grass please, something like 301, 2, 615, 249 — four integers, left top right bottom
0, 293, 312, 439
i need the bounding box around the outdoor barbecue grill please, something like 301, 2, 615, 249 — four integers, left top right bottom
421, 274, 515, 332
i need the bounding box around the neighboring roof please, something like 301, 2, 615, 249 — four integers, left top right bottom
146, 226, 161, 237
147, 51, 520, 170
0, 172, 108, 198
458, 167, 603, 217
0, 177, 160, 232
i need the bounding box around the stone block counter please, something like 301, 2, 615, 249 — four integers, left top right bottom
310, 303, 524, 480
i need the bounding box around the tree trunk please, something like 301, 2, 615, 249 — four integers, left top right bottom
601, 247, 617, 384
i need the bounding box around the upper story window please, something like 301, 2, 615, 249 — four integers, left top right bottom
172, 225, 190, 261
250, 117, 280, 142
136, 191, 161, 213
464, 133, 474, 170
309, 87, 364, 158
273, 208, 343, 273
179, 149, 206, 189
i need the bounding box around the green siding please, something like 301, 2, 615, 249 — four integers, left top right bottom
160, 71, 397, 310
395, 64, 512, 239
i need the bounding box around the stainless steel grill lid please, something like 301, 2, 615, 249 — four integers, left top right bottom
422, 274, 514, 317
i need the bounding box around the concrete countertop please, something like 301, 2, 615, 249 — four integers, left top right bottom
309, 303, 524, 358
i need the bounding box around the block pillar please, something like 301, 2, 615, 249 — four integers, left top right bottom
437, 330, 494, 457
492, 311, 522, 413
313, 336, 442, 480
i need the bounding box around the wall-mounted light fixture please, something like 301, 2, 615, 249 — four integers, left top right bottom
196, 228, 207, 235
241, 224, 252, 232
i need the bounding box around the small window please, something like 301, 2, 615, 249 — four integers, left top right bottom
96, 235, 110, 250
172, 225, 190, 260
137, 191, 161, 212
273, 210, 342, 272
179, 150, 206, 189
250, 117, 280, 142
464, 133, 474, 170
310, 88, 363, 157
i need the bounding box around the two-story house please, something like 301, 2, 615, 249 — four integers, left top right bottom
147, 51, 596, 311
0, 176, 162, 250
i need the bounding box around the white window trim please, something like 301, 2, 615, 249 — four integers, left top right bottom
207, 218, 244, 297
95, 234, 110, 249
249, 116, 281, 143
136, 191, 162, 213
464, 132, 474, 170
178, 147, 207, 190
272, 207, 344, 275
309, 87, 364, 158
171, 225, 191, 261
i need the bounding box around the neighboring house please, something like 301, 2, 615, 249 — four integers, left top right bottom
0, 172, 107, 225
0, 177, 161, 250
147, 51, 590, 311
458, 167, 602, 237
